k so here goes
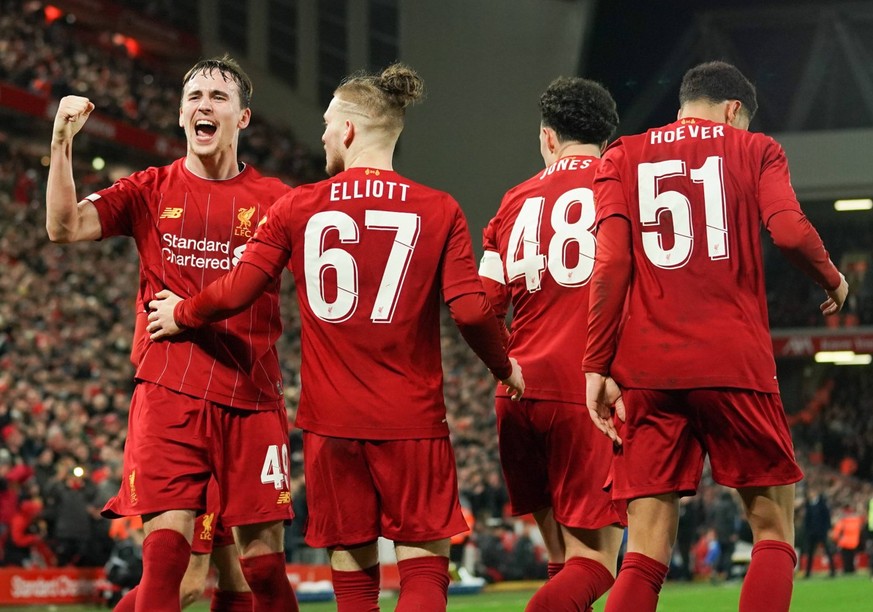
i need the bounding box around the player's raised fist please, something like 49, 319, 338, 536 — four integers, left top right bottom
52, 96, 95, 143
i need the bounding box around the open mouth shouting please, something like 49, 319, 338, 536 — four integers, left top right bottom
194, 119, 217, 143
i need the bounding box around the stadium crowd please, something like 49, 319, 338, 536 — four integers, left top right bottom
1, 0, 872, 592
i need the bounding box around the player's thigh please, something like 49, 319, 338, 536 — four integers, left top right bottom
561, 523, 625, 575
689, 389, 802, 488
366, 437, 469, 544
211, 406, 294, 528
614, 389, 704, 500
302, 432, 380, 549
494, 397, 550, 516
536, 400, 624, 530
737, 483, 796, 543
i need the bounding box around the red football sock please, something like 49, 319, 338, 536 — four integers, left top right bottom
211, 589, 254, 612
136, 529, 191, 612
525, 556, 613, 611
547, 562, 565, 580
739, 540, 796, 612
113, 586, 138, 612
395, 556, 450, 612
604, 552, 667, 612
331, 564, 381, 612
239, 552, 299, 612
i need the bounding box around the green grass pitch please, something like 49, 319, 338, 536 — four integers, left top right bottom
7, 573, 869, 611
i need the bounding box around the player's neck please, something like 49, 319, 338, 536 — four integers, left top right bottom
185, 151, 243, 180
677, 103, 726, 125
344, 147, 394, 172
550, 142, 602, 164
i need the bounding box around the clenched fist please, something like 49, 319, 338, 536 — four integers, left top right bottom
52, 95, 95, 144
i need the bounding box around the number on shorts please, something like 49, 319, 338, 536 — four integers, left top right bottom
260, 443, 290, 490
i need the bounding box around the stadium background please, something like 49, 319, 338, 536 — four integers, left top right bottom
1, 0, 871, 608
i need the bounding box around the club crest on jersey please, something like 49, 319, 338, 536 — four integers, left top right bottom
160, 207, 183, 219
235, 206, 257, 238
199, 512, 215, 540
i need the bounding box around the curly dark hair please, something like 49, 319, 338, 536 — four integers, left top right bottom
539, 77, 618, 145
679, 61, 758, 120
182, 53, 253, 109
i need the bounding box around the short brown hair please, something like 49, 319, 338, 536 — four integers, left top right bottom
182, 54, 253, 109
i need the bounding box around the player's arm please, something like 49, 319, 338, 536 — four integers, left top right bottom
448, 292, 523, 400
478, 219, 512, 344
46, 95, 102, 242
146, 261, 274, 339
582, 214, 631, 445
765, 210, 847, 315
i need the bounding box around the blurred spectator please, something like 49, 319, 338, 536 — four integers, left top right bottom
831, 504, 863, 574
801, 487, 836, 578
5, 497, 55, 567
42, 459, 104, 566
711, 489, 740, 581
673, 495, 705, 581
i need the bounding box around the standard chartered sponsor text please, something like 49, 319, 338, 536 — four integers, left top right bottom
11, 574, 96, 598
162, 232, 236, 270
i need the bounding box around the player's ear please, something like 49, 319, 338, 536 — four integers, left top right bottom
237, 107, 251, 130
343, 120, 355, 148
179, 106, 184, 128
725, 100, 742, 126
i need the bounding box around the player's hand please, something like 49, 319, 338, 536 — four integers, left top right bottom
500, 357, 524, 401
585, 372, 624, 445
147, 290, 184, 340
821, 273, 848, 316
52, 96, 95, 144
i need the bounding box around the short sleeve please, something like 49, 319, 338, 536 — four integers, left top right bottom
87, 173, 148, 238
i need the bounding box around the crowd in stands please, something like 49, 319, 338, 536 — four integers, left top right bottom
0, 1, 323, 187
1, 0, 872, 586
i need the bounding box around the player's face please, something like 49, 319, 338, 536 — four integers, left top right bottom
322, 97, 347, 177
179, 70, 251, 159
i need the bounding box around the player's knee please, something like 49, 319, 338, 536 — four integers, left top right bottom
179, 582, 205, 608
179, 571, 207, 608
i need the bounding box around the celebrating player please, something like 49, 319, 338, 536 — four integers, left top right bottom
478, 76, 624, 611
46, 55, 297, 611
583, 61, 848, 612
146, 63, 523, 612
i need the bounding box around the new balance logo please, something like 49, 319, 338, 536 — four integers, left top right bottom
160, 207, 183, 219
277, 491, 292, 505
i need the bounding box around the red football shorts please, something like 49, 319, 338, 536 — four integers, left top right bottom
302, 432, 469, 548
495, 398, 625, 530
612, 388, 803, 500
103, 381, 294, 528
191, 478, 235, 554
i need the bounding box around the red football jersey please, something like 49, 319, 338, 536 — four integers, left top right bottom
594, 118, 806, 393
241, 166, 485, 439
89, 159, 290, 410
480, 155, 601, 403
